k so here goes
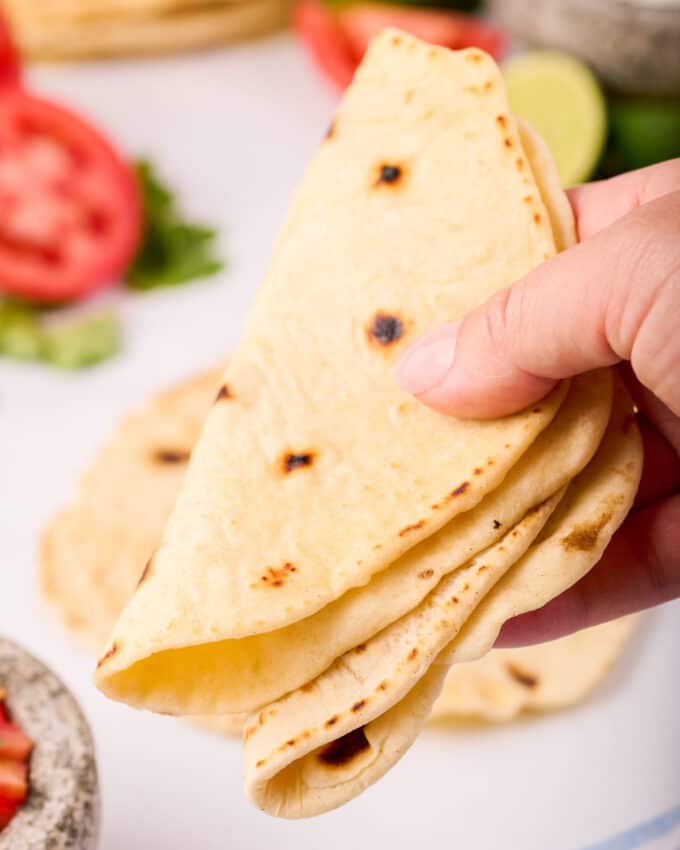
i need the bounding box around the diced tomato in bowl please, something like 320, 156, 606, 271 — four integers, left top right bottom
0, 9, 20, 89
295, 0, 507, 90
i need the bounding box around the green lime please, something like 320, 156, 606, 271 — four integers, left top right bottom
503, 51, 607, 187
609, 97, 680, 172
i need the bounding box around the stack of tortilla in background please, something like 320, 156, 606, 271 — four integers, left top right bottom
78, 31, 643, 817
40, 365, 638, 733
2, 0, 291, 59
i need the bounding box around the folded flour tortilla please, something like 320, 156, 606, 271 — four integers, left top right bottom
93, 32, 643, 816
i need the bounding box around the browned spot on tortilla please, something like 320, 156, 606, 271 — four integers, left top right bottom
506, 663, 539, 689
523, 195, 533, 204
391, 34, 403, 45
259, 562, 297, 588
512, 530, 520, 537
301, 682, 314, 693
496, 115, 507, 128
449, 596, 459, 605
399, 519, 426, 537
325, 715, 339, 728
355, 644, 367, 654
418, 568, 434, 579
377, 680, 389, 691
283, 452, 315, 473
516, 157, 525, 171
256, 759, 265, 768
451, 481, 469, 497
352, 699, 367, 713
325, 121, 335, 140
368, 313, 405, 346
137, 558, 153, 589
504, 137, 513, 148
97, 643, 118, 668
533, 212, 542, 224
428, 47, 439, 58
153, 448, 190, 464
244, 725, 257, 741
373, 543, 382, 550
493, 519, 502, 529
258, 712, 265, 726
464, 84, 480, 94
463, 583, 470, 592
283, 738, 296, 749
375, 163, 404, 187
473, 467, 483, 475
319, 727, 370, 767
404, 89, 414, 103
532, 406, 542, 413
484, 80, 493, 91
215, 384, 231, 402
504, 443, 511, 449
476, 565, 488, 575
622, 413, 636, 434
407, 648, 419, 661
499, 546, 506, 552
466, 51, 482, 62
561, 512, 613, 553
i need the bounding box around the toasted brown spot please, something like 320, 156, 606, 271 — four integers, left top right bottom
355, 644, 367, 654
325, 121, 335, 140
499, 546, 506, 552
352, 699, 367, 713
377, 680, 389, 691
532, 406, 542, 413
476, 565, 488, 575
368, 313, 404, 346
256, 759, 265, 768
407, 648, 418, 661
512, 530, 520, 537
376, 164, 403, 186
325, 715, 339, 728
404, 90, 414, 103
466, 51, 482, 63
506, 663, 538, 689
244, 726, 257, 741
97, 643, 118, 668
258, 712, 265, 726
561, 512, 612, 553
516, 157, 525, 171
474, 467, 483, 475
137, 558, 153, 589
449, 596, 459, 605
215, 384, 231, 402
484, 80, 493, 91
373, 543, 383, 550
319, 727, 370, 767
504, 137, 513, 148
493, 519, 502, 529
622, 413, 636, 434
153, 448, 190, 464
488, 457, 495, 465
301, 682, 315, 693
533, 212, 542, 224
283, 452, 315, 473
284, 738, 296, 748
523, 195, 533, 204
391, 34, 403, 45
418, 568, 435, 580
496, 115, 507, 128
260, 562, 297, 587
464, 84, 480, 94
504, 443, 511, 449
399, 519, 426, 537
452, 481, 469, 497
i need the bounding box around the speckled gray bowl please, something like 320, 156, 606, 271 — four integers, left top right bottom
489, 0, 680, 94
0, 639, 99, 850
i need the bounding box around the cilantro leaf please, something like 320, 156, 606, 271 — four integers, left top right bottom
127, 161, 224, 290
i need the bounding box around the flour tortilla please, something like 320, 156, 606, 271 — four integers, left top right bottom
95, 33, 569, 712
431, 616, 637, 722
7, 0, 289, 59
245, 378, 642, 817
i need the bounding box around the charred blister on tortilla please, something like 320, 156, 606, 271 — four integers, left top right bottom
215, 384, 232, 402
367, 312, 405, 347
318, 727, 370, 767
96, 642, 119, 668
506, 663, 538, 689
152, 448, 190, 464
374, 163, 405, 187
257, 562, 297, 589
282, 452, 315, 474
137, 556, 153, 589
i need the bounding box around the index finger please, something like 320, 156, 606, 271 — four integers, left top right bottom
568, 157, 680, 241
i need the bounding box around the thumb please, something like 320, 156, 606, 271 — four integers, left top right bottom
396, 191, 680, 419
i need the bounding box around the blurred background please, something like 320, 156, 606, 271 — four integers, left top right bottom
0, 2, 678, 849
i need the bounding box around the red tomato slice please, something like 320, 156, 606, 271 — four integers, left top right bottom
0, 91, 142, 303
339, 4, 507, 61
0, 796, 20, 830
295, 0, 507, 91
0, 762, 27, 802
294, 0, 356, 91
0, 10, 20, 88
0, 721, 33, 762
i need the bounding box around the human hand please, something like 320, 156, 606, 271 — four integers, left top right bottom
396, 159, 680, 646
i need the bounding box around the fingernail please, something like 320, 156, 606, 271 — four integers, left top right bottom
396, 322, 460, 396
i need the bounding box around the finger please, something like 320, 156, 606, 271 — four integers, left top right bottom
397, 191, 680, 418
568, 157, 680, 241
495, 494, 680, 647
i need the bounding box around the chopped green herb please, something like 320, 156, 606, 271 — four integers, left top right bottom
127, 160, 224, 291
0, 300, 121, 370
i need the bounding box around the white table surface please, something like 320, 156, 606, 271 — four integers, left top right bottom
1, 32, 678, 850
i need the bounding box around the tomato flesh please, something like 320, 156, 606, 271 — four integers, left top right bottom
0, 762, 27, 802
295, 0, 507, 91
0, 721, 33, 762
0, 796, 20, 830
0, 91, 141, 303
0, 10, 20, 88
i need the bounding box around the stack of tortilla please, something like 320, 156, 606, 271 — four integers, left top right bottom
2, 0, 291, 59
40, 366, 637, 733
90, 32, 642, 818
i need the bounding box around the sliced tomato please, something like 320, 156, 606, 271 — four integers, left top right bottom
295, 0, 507, 90
0, 10, 20, 89
0, 796, 20, 831
294, 0, 356, 90
0, 90, 142, 303
0, 762, 27, 802
339, 4, 507, 61
0, 722, 33, 762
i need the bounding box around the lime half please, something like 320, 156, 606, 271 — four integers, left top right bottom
503, 51, 607, 187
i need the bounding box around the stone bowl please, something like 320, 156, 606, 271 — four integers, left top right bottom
0, 639, 99, 850
489, 0, 680, 95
